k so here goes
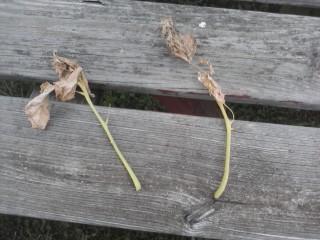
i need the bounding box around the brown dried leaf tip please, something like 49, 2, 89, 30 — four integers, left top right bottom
198, 58, 225, 104
53, 52, 93, 101
161, 17, 197, 64
25, 52, 94, 129
25, 82, 55, 129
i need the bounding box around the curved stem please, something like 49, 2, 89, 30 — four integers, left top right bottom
214, 101, 232, 199
77, 81, 141, 191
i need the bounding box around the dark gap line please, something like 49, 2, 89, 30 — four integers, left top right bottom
81, 0, 105, 6
0, 213, 202, 240
136, 0, 320, 17
1, 79, 319, 128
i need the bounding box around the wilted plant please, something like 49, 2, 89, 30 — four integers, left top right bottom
161, 17, 234, 199
161, 17, 197, 64
25, 52, 141, 191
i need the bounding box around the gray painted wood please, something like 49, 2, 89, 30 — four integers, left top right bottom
1, 1, 320, 110
0, 95, 319, 239
234, 0, 320, 8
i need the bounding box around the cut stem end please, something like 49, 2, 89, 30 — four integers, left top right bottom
77, 80, 141, 191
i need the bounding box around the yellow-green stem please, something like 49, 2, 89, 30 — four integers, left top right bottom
214, 101, 232, 199
77, 81, 141, 191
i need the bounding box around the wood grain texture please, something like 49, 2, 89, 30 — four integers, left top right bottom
1, 0, 320, 110
0, 95, 319, 239
233, 0, 320, 8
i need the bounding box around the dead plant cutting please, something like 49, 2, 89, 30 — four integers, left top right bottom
161, 17, 234, 199
25, 52, 141, 191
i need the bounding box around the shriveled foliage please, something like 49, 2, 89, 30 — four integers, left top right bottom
24, 81, 55, 129
161, 17, 197, 64
197, 59, 225, 104
53, 52, 93, 101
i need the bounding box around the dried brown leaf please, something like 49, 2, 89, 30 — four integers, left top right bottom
52, 52, 78, 81
52, 52, 94, 101
25, 81, 55, 130
40, 81, 53, 93
54, 66, 82, 101
198, 57, 214, 75
197, 60, 225, 104
161, 17, 197, 64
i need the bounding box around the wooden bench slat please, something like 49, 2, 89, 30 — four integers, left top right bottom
232, 0, 320, 8
1, 0, 320, 109
0, 96, 319, 239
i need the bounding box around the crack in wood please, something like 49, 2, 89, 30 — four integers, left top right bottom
81, 0, 105, 6
184, 200, 216, 228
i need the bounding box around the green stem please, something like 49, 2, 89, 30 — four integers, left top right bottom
77, 81, 141, 191
214, 101, 232, 199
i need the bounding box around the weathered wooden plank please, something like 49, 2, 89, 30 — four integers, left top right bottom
1, 1, 320, 110
0, 95, 319, 239
233, 0, 320, 8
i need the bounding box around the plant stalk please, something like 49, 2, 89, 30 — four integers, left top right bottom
214, 101, 232, 199
77, 81, 141, 191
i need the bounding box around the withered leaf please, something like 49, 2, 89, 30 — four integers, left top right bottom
54, 66, 82, 101
161, 17, 197, 64
52, 52, 94, 101
25, 81, 55, 130
197, 60, 225, 104
52, 52, 78, 81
